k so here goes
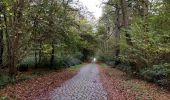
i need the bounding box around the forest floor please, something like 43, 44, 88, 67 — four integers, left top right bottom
0, 64, 83, 100
1, 63, 170, 100
99, 64, 170, 100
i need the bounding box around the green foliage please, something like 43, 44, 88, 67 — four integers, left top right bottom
20, 52, 83, 69
140, 64, 170, 86
0, 74, 11, 86
118, 14, 170, 72
0, 0, 97, 77
97, 54, 115, 66
0, 96, 9, 100
20, 56, 35, 68
97, 0, 170, 87
17, 74, 32, 81
68, 64, 84, 72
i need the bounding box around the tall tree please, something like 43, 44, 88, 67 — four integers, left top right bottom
142, 0, 149, 32
4, 0, 27, 76
114, 3, 121, 65
0, 3, 3, 68
120, 0, 133, 46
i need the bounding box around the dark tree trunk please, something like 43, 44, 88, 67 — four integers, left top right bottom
82, 48, 89, 62
120, 0, 133, 46
0, 2, 4, 69
142, 0, 149, 32
114, 4, 121, 66
38, 41, 42, 64
115, 49, 120, 65
35, 51, 38, 68
2, 4, 17, 76
33, 15, 38, 68
9, 49, 17, 77
8, 0, 24, 76
0, 17, 3, 68
50, 41, 55, 67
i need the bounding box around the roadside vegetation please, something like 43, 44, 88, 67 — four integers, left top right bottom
99, 64, 170, 100
0, 63, 84, 99
97, 0, 170, 88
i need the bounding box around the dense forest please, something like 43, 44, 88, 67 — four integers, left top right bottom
0, 0, 97, 77
0, 0, 170, 99
97, 0, 170, 86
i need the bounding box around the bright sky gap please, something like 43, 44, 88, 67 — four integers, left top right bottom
79, 0, 103, 19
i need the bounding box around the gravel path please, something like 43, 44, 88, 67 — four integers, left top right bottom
50, 64, 107, 100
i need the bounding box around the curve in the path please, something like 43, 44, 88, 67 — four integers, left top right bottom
50, 64, 107, 100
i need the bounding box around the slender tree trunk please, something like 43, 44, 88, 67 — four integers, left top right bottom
50, 41, 55, 67
9, 47, 17, 76
142, 0, 149, 32
114, 4, 121, 66
49, 4, 55, 67
33, 16, 38, 68
38, 41, 42, 64
9, 0, 24, 76
120, 0, 133, 46
4, 16, 17, 76
35, 50, 38, 68
0, 2, 4, 69
0, 16, 3, 68
3, 5, 9, 69
2, 3, 17, 76
2, 3, 16, 76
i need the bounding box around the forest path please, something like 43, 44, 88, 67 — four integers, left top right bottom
50, 64, 107, 100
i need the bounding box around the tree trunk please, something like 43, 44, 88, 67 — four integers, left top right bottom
9, 48, 17, 76
120, 0, 133, 46
2, 4, 17, 76
38, 41, 42, 64
9, 0, 24, 76
50, 41, 55, 67
35, 50, 38, 68
142, 0, 149, 32
33, 17, 38, 68
3, 5, 9, 71
0, 17, 3, 68
114, 4, 121, 66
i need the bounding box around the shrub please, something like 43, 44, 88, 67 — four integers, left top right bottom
98, 55, 115, 66
17, 74, 32, 81
19, 54, 82, 69
0, 73, 11, 86
0, 96, 9, 100
20, 56, 35, 68
140, 64, 170, 86
64, 57, 81, 66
